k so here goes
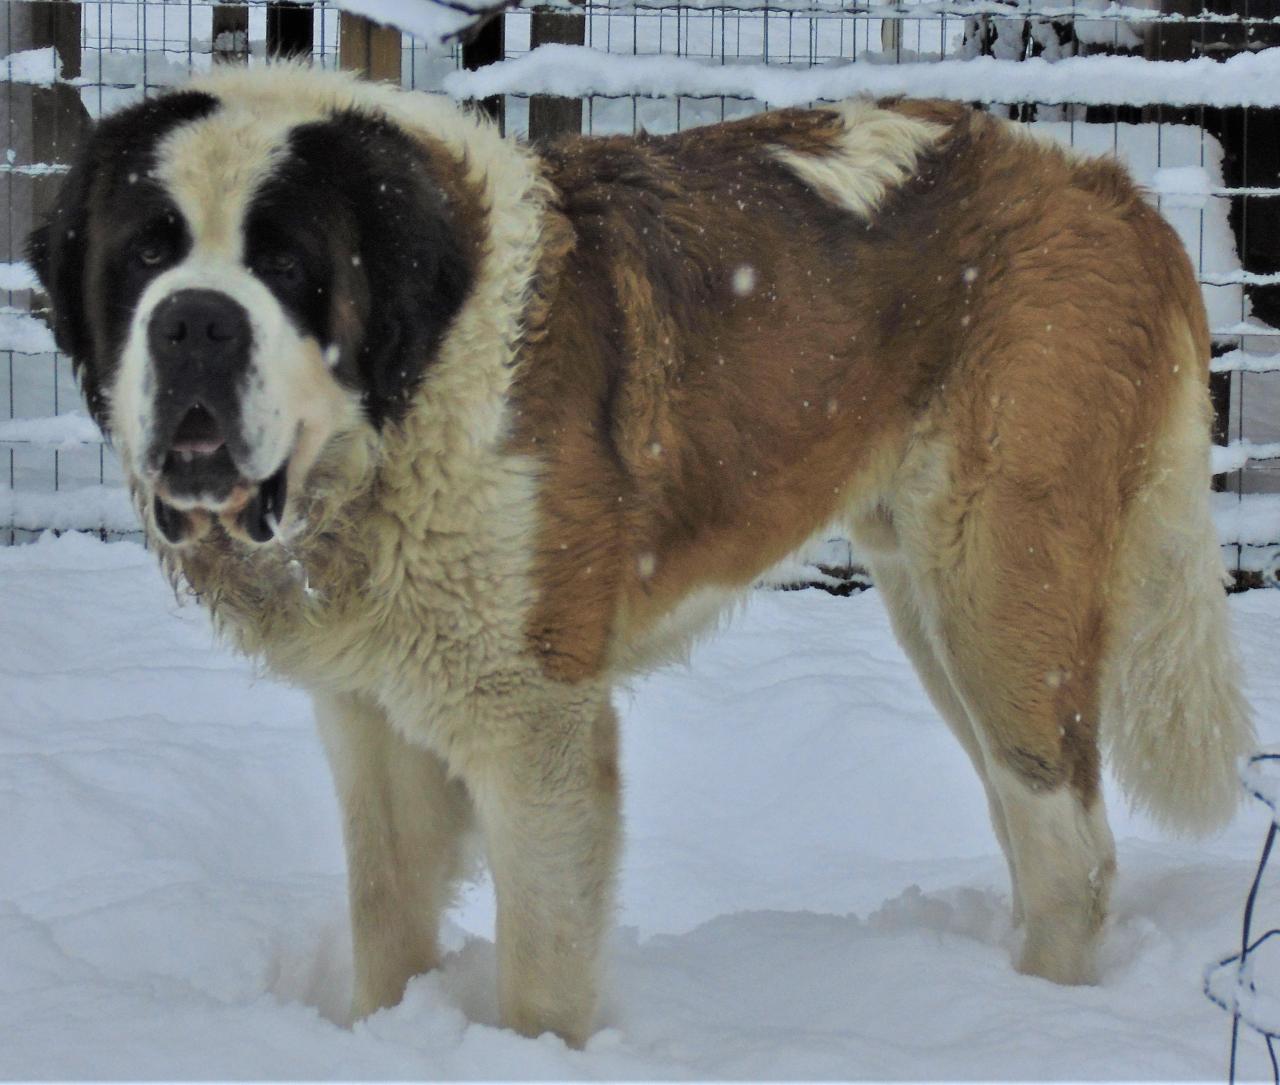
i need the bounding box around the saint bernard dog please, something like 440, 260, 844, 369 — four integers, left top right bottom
30, 63, 1254, 1045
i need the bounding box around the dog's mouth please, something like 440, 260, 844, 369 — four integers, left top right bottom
150, 403, 292, 546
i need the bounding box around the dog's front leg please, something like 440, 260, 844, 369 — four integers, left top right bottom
315, 691, 474, 1021
466, 688, 621, 1048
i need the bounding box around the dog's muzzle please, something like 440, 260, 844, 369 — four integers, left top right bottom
143, 289, 289, 546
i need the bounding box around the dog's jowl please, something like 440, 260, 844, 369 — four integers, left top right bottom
30, 65, 1254, 1045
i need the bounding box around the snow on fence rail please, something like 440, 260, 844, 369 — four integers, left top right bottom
524, 0, 1280, 18
20, 26, 1280, 110
0, 486, 135, 534
1217, 350, 1280, 375
444, 43, 1280, 109
11, 0, 1280, 21
0, 413, 103, 448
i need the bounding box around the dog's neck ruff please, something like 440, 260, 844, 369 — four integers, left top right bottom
374, 87, 554, 526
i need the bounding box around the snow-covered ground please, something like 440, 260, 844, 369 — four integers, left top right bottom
2, 531, 1279, 1079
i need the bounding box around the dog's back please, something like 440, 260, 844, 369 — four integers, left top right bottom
516, 100, 1253, 986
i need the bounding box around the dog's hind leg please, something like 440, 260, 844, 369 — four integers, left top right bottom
985, 759, 1115, 984
863, 551, 1023, 923
888, 436, 1121, 985
935, 514, 1116, 984
315, 691, 473, 1021
462, 687, 621, 1048
926, 557, 1116, 982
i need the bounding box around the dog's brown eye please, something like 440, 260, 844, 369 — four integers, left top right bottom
259, 251, 300, 278
136, 241, 170, 268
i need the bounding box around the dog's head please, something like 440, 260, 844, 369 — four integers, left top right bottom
28, 71, 475, 546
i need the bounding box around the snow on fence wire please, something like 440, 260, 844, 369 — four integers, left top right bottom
2, 0, 1280, 582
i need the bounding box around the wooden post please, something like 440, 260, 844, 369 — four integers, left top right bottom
1206, 367, 1234, 492
268, 2, 314, 59
339, 13, 401, 82
462, 15, 505, 133
27, 0, 79, 74
527, 8, 584, 143
28, 0, 86, 203
1, 0, 91, 260
212, 5, 250, 63
1226, 0, 1280, 334
1147, 0, 1280, 462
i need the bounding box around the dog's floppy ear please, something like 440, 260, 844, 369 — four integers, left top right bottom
27, 143, 94, 367
292, 110, 475, 428
27, 139, 109, 426
356, 170, 473, 424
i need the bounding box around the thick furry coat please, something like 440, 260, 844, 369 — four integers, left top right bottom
29, 65, 1253, 1044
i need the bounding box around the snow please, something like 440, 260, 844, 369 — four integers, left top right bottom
1207, 270, 1280, 288
1214, 440, 1280, 476
1, 47, 60, 86
444, 41, 1280, 109
1216, 349, 1280, 376
1151, 166, 1214, 210
1214, 491, 1280, 549
0, 308, 56, 355
0, 411, 104, 449
0, 486, 134, 533
329, 0, 478, 45
2, 530, 1280, 1078
0, 262, 38, 292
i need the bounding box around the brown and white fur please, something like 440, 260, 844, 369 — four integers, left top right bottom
29, 64, 1254, 1045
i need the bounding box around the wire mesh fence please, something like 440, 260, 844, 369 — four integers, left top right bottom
2, 0, 1279, 583
1207, 753, 1280, 1084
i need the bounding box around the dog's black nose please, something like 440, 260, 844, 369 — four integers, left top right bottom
148, 289, 251, 369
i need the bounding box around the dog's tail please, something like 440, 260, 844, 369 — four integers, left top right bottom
1101, 327, 1255, 837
